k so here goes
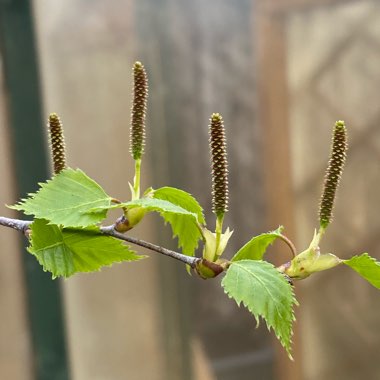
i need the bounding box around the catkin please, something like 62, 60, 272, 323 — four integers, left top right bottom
48, 113, 66, 174
209, 113, 229, 216
130, 61, 148, 160
319, 120, 348, 228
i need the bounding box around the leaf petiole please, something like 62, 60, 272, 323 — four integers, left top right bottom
214, 213, 224, 261
132, 158, 142, 200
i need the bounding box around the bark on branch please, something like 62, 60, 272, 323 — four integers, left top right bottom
0, 216, 200, 268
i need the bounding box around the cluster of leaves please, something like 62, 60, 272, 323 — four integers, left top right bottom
11, 167, 297, 355
11, 169, 203, 274
7, 62, 380, 359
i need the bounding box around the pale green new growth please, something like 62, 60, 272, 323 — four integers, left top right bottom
280, 230, 341, 279
10, 168, 112, 228
344, 253, 380, 289
222, 260, 297, 357
231, 226, 284, 262
202, 226, 233, 262
28, 219, 142, 278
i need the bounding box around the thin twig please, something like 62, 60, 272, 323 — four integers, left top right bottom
0, 216, 199, 268
0, 216, 31, 232
278, 233, 297, 258
100, 225, 200, 267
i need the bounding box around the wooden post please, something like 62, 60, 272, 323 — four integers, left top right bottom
255, 2, 302, 379
0, 1, 69, 379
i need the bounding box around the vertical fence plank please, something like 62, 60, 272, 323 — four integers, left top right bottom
255, 2, 303, 380
136, 1, 275, 379
135, 2, 195, 378
0, 1, 69, 379
0, 56, 34, 380
33, 1, 167, 378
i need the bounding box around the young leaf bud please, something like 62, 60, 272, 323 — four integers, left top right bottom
130, 61, 148, 160
48, 113, 66, 175
195, 259, 224, 279
319, 121, 348, 229
209, 113, 229, 216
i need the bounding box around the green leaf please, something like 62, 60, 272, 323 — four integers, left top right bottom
343, 253, 380, 289
28, 219, 142, 278
153, 187, 205, 256
10, 168, 112, 227
153, 187, 205, 223
90, 197, 197, 217
222, 260, 297, 357
231, 226, 284, 262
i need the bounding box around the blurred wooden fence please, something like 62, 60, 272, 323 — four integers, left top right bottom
1, 0, 380, 379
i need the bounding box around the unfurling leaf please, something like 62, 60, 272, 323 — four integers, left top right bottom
280, 230, 341, 280
344, 253, 380, 289
222, 260, 297, 357
202, 227, 233, 262
231, 226, 284, 262
153, 187, 205, 256
28, 219, 143, 278
10, 168, 112, 227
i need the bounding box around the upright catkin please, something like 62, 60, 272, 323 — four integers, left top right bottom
209, 113, 229, 216
319, 121, 348, 228
130, 61, 148, 160
48, 113, 66, 175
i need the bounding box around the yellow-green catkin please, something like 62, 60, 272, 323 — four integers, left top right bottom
319, 121, 348, 229
130, 61, 148, 160
48, 113, 66, 174
209, 113, 229, 217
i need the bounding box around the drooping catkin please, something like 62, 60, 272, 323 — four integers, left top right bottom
130, 61, 148, 160
319, 120, 348, 229
48, 113, 66, 174
209, 113, 229, 216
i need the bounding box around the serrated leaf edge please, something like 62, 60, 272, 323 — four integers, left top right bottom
153, 186, 206, 224
9, 168, 112, 227
343, 252, 380, 289
28, 221, 145, 278
231, 226, 284, 262
221, 261, 297, 358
